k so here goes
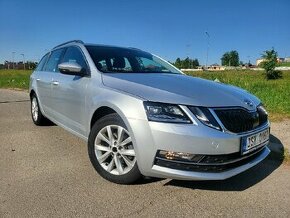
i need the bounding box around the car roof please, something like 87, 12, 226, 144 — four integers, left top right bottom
53, 40, 141, 51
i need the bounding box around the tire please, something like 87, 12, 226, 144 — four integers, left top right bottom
88, 113, 142, 184
30, 94, 48, 126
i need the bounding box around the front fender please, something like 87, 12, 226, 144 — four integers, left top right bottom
87, 86, 147, 137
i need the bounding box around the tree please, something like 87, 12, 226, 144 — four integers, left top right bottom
173, 57, 199, 69
183, 57, 190, 69
175, 58, 181, 69
193, 59, 199, 68
221, 50, 239, 66
261, 48, 282, 79
27, 61, 38, 69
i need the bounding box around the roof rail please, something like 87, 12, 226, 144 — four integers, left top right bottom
53, 40, 84, 49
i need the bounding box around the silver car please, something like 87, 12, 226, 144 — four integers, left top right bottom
29, 40, 270, 184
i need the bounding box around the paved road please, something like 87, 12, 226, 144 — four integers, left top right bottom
0, 89, 289, 217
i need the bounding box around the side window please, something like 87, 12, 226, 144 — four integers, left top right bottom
61, 46, 88, 70
44, 49, 64, 72
35, 53, 49, 71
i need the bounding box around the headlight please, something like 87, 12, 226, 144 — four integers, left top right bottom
143, 102, 191, 123
188, 106, 221, 130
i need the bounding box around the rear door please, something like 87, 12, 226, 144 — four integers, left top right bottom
38, 48, 65, 117
50, 46, 89, 136
34, 53, 49, 110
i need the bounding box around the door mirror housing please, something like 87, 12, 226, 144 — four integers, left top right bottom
58, 62, 86, 76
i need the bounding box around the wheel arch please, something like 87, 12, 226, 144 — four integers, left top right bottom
29, 89, 47, 118
90, 106, 119, 130
88, 104, 135, 143
90, 105, 131, 129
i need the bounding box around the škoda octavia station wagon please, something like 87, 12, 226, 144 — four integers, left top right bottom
29, 40, 270, 184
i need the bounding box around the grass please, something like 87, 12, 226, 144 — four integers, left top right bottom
0, 69, 31, 90
278, 62, 290, 67
1, 69, 290, 121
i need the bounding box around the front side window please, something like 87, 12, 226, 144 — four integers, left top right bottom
61, 46, 88, 71
36, 53, 49, 71
86, 46, 181, 74
44, 48, 65, 72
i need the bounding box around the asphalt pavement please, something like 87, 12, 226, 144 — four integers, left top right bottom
0, 89, 289, 217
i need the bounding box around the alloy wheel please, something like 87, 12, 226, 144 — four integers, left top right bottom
94, 125, 136, 175
31, 97, 39, 121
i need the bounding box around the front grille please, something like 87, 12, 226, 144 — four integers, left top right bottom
154, 147, 266, 173
214, 107, 268, 133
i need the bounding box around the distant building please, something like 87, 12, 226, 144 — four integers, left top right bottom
256, 59, 264, 66
256, 57, 285, 66
3, 61, 37, 69
208, 64, 225, 71
197, 64, 225, 71
285, 57, 290, 62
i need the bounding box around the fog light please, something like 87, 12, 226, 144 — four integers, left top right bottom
158, 150, 204, 162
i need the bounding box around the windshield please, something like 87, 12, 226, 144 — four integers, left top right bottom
86, 45, 181, 74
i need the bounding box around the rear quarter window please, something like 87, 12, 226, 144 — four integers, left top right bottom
35, 53, 49, 71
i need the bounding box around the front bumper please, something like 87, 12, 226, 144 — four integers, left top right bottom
127, 118, 270, 180
152, 146, 270, 180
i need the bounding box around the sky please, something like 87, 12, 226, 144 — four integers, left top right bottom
0, 0, 289, 65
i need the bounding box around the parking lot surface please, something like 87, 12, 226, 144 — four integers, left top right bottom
0, 89, 289, 217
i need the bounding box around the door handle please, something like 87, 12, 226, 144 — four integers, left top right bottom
52, 81, 59, 86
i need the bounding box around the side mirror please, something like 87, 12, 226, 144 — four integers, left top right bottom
58, 62, 85, 76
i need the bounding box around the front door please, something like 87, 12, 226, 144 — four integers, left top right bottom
50, 46, 89, 136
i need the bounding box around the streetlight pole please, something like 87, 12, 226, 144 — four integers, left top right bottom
12, 52, 15, 69
21, 54, 25, 70
186, 44, 191, 68
205, 32, 210, 70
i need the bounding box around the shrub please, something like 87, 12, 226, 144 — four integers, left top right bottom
261, 48, 282, 80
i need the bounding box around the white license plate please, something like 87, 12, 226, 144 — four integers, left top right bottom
242, 128, 269, 154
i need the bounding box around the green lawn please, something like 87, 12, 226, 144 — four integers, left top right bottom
0, 69, 31, 90
1, 69, 289, 120
278, 62, 290, 67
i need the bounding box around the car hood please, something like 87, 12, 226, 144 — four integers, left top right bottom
102, 73, 260, 109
